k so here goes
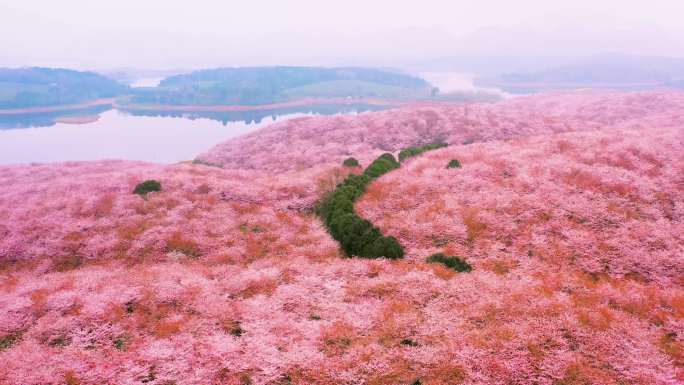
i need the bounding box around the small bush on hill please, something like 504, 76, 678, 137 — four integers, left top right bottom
221, 320, 244, 337
133, 180, 161, 196
0, 331, 22, 351
447, 159, 462, 169
47, 335, 71, 347
113, 337, 127, 351
427, 253, 472, 272
192, 158, 222, 168
399, 142, 448, 162
342, 157, 360, 167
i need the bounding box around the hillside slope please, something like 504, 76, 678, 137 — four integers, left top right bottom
1, 91, 683, 384
358, 126, 683, 283
197, 91, 684, 172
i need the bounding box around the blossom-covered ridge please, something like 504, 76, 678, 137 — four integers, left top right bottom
197, 91, 684, 173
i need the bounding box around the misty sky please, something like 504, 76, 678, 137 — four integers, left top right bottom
2, 0, 684, 70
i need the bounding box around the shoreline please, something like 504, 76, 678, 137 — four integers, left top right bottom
0, 97, 404, 115
0, 99, 115, 115
54, 115, 101, 124
115, 97, 407, 112
0, 97, 478, 116
474, 81, 675, 92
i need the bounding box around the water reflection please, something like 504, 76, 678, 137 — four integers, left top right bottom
0, 104, 389, 165
121, 103, 387, 125
0, 105, 112, 130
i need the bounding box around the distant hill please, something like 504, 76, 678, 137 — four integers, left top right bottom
130, 66, 435, 106
0, 67, 127, 109
475, 53, 684, 93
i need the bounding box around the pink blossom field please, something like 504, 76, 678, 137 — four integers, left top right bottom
1, 91, 683, 385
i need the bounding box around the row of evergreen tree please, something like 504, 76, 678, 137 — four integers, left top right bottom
317, 153, 405, 259
318, 142, 454, 259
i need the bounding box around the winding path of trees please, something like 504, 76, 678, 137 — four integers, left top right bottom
317, 143, 450, 260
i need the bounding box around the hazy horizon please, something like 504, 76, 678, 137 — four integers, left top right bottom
2, 0, 684, 72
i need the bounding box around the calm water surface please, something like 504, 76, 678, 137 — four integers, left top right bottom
0, 104, 385, 165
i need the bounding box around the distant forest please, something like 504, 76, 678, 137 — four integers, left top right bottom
0, 68, 126, 109
0, 66, 438, 109
129, 67, 435, 105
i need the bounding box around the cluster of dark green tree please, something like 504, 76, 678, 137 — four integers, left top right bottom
398, 142, 448, 162
317, 154, 404, 259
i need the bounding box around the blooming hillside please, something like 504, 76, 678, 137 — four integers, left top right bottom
1, 91, 684, 385
357, 125, 684, 282
197, 91, 684, 173
0, 160, 334, 266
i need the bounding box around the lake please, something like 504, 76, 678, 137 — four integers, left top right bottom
0, 104, 387, 165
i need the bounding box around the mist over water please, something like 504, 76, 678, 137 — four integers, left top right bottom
420, 72, 511, 97
130, 77, 164, 88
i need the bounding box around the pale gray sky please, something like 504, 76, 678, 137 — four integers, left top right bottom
1, 0, 684, 69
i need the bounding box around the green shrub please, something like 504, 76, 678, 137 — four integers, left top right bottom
447, 159, 462, 169
342, 157, 360, 167
399, 142, 448, 162
426, 253, 472, 272
362, 236, 404, 259
339, 217, 375, 254
378, 153, 400, 166
125, 301, 135, 314
345, 172, 371, 186
364, 153, 400, 179
228, 321, 244, 337
398, 148, 418, 161
350, 225, 382, 256
113, 337, 126, 351
0, 331, 22, 351
329, 212, 358, 240
133, 180, 162, 196
192, 158, 222, 168
321, 193, 354, 225
48, 335, 71, 347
